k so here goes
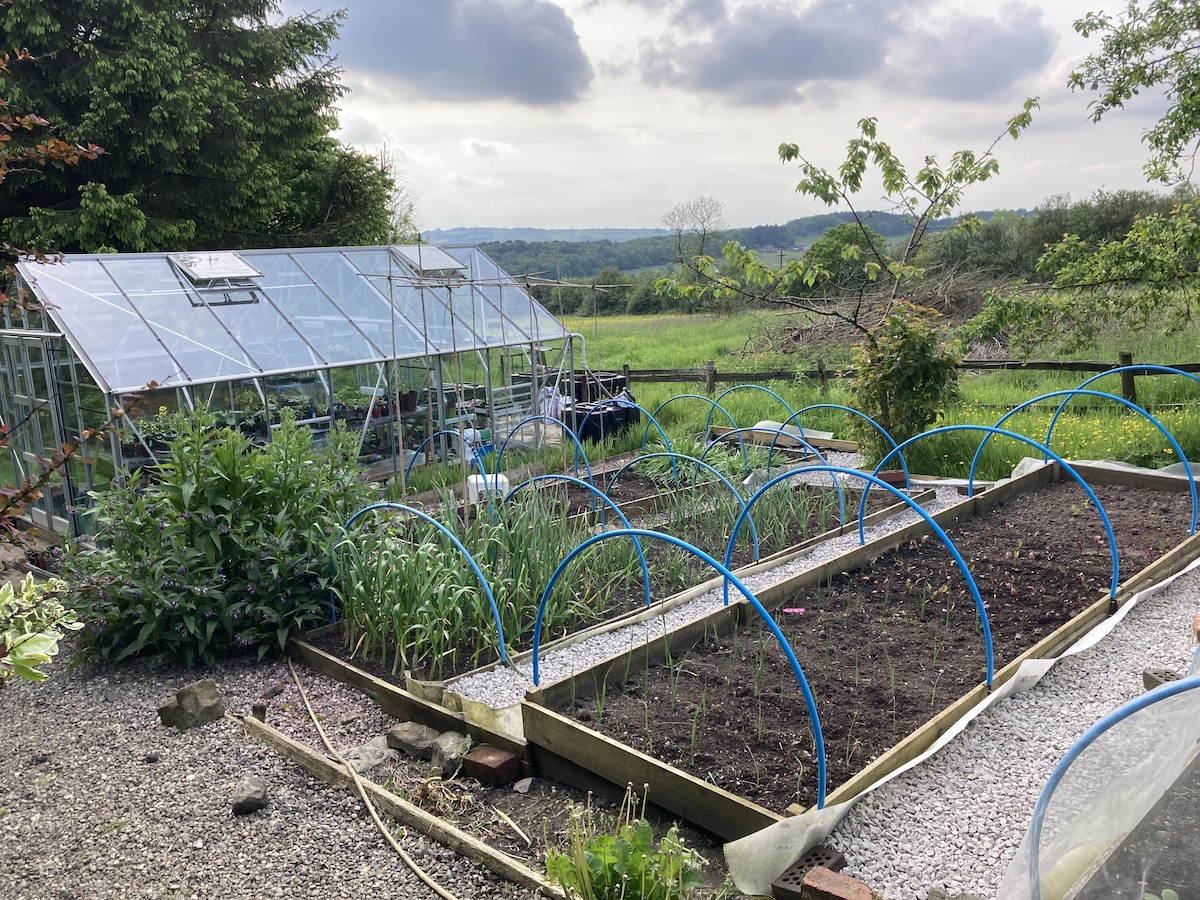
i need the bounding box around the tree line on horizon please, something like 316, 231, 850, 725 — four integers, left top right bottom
524, 187, 1187, 317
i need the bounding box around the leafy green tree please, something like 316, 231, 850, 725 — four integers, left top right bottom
794, 221, 889, 297
1070, 0, 1200, 183
974, 3, 1200, 351
0, 0, 397, 252
658, 102, 1036, 458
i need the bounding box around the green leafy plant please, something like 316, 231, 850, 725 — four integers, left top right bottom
850, 301, 962, 462
66, 412, 370, 666
0, 574, 81, 684
545, 786, 706, 900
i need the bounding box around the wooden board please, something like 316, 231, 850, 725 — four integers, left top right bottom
707, 425, 858, 453
521, 702, 782, 842
290, 638, 528, 760
234, 713, 562, 898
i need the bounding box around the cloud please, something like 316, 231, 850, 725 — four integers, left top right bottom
462, 138, 519, 157
887, 4, 1057, 100
445, 173, 505, 188
621, 127, 657, 146
637, 0, 922, 105
338, 0, 594, 106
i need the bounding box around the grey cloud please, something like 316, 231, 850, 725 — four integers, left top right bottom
637, 0, 921, 106
337, 0, 593, 106
889, 4, 1057, 101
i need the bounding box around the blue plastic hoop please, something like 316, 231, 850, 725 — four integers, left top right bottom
531, 527, 829, 809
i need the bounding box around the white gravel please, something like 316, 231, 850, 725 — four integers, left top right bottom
827, 559, 1200, 899
0, 653, 536, 900
451, 484, 964, 709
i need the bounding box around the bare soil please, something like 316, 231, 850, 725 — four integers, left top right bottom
557, 481, 1193, 813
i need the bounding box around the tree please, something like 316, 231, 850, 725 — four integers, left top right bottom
795, 221, 889, 298
0, 0, 397, 252
658, 102, 1037, 457
1070, 0, 1200, 183
974, 2, 1200, 352
662, 195, 727, 262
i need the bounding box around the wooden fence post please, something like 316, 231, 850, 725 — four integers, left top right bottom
621, 363, 631, 387
1118, 351, 1137, 405
816, 359, 828, 396
704, 360, 716, 394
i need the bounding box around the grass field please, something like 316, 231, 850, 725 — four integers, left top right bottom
561, 312, 1200, 479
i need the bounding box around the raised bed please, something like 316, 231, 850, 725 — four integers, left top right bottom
519, 463, 1200, 840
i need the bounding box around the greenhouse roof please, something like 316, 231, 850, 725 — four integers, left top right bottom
14, 245, 570, 394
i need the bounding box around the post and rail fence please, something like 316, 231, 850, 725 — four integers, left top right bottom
617, 353, 1200, 406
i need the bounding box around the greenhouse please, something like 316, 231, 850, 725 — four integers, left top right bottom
0, 245, 578, 535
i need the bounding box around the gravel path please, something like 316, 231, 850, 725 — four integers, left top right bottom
828, 556, 1200, 899
452, 483, 963, 709
0, 653, 537, 900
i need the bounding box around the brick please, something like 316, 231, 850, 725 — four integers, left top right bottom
1192, 614, 1200, 644
773, 847, 846, 900
461, 744, 521, 786
800, 866, 875, 900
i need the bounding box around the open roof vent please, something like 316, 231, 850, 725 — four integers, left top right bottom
169, 252, 263, 306
393, 245, 468, 279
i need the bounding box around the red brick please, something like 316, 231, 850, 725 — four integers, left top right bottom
800, 866, 876, 900
461, 744, 520, 786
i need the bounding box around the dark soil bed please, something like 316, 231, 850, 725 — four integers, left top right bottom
556, 481, 1193, 814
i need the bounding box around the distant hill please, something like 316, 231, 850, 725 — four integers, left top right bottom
424, 227, 670, 244
455, 210, 1019, 279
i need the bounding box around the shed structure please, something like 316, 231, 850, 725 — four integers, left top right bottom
0, 245, 577, 535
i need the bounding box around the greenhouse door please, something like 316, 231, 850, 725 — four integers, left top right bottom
0, 335, 75, 535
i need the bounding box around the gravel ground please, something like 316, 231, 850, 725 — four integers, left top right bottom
0, 653, 538, 900
828, 557, 1200, 899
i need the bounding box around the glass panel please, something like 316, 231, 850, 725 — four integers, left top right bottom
20, 260, 172, 392
455, 249, 569, 343
288, 251, 428, 360
100, 258, 258, 386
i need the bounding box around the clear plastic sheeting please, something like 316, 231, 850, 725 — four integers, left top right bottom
999, 675, 1200, 900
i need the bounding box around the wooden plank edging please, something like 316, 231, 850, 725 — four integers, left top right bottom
233, 713, 562, 898
520, 702, 781, 842
289, 639, 529, 759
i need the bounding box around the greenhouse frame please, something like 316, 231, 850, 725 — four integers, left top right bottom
0, 245, 580, 535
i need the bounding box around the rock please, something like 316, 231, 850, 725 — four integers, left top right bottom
512, 777, 533, 794
232, 775, 270, 815
343, 735, 398, 774
430, 731, 471, 778
251, 703, 267, 722
386, 722, 440, 759
158, 679, 226, 730
143, 752, 160, 764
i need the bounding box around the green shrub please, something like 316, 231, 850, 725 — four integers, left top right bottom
546, 787, 706, 900
66, 412, 371, 666
851, 302, 962, 464
0, 574, 81, 685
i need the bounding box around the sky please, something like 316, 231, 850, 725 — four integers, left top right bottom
278, 0, 1170, 231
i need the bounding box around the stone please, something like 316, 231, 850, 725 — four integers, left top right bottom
158, 679, 226, 730
386, 722, 440, 759
430, 731, 471, 778
343, 735, 398, 774
512, 777, 533, 794
799, 866, 876, 900
251, 703, 267, 722
1143, 668, 1181, 691
462, 744, 521, 786
231, 775, 270, 815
